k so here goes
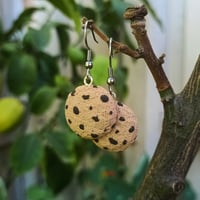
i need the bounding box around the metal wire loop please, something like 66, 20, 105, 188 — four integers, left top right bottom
83, 69, 93, 86
107, 37, 116, 97
84, 20, 98, 51
83, 20, 98, 86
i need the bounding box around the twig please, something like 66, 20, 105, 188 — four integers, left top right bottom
82, 17, 143, 59
124, 5, 174, 94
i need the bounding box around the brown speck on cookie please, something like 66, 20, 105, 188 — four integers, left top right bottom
109, 138, 118, 145
92, 116, 99, 122
91, 133, 98, 138
100, 95, 109, 102
82, 95, 90, 100
79, 124, 84, 130
73, 106, 79, 115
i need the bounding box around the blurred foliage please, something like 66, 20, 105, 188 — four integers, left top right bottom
0, 0, 196, 199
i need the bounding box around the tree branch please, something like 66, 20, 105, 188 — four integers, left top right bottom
82, 6, 175, 102
82, 5, 200, 200
182, 55, 200, 102
82, 17, 143, 59
124, 5, 174, 98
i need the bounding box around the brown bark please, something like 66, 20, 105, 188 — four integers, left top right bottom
83, 5, 200, 200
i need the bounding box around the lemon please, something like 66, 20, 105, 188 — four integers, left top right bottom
0, 97, 24, 134
0, 71, 3, 94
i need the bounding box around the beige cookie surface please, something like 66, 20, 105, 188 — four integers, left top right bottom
93, 102, 138, 152
65, 85, 118, 139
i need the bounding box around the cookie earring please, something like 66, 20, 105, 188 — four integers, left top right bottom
93, 38, 138, 152
65, 22, 118, 140
83, 20, 96, 86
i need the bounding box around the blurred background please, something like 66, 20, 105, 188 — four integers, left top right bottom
0, 0, 200, 199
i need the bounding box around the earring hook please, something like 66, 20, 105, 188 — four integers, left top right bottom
109, 37, 113, 69
83, 20, 98, 86
107, 37, 116, 97
84, 20, 98, 50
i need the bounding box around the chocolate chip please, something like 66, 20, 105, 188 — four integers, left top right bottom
79, 124, 84, 130
129, 126, 135, 133
119, 116, 125, 121
100, 95, 109, 102
82, 95, 90, 100
92, 116, 99, 122
109, 111, 113, 115
111, 123, 116, 129
109, 138, 118, 145
91, 133, 98, 138
73, 106, 79, 115
117, 102, 123, 106
115, 130, 119, 134
103, 147, 108, 150
68, 119, 72, 124
93, 85, 98, 88
89, 106, 93, 110
71, 90, 76, 96
94, 139, 99, 143
65, 105, 68, 109
123, 140, 127, 145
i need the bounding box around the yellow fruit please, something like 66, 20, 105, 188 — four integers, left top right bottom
0, 71, 3, 94
0, 97, 24, 134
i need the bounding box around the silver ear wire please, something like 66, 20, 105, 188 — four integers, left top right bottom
107, 37, 116, 97
83, 20, 98, 86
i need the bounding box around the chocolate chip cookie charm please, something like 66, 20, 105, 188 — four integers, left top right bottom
65, 85, 118, 139
92, 38, 138, 152
65, 21, 118, 139
93, 102, 138, 152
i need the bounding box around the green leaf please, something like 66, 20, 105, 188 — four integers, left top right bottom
0, 177, 7, 200
66, 46, 85, 65
10, 134, 44, 174
46, 0, 81, 32
94, 1, 121, 38
114, 66, 128, 101
44, 147, 75, 194
26, 185, 54, 200
23, 24, 51, 51
6, 7, 44, 37
111, 0, 131, 18
37, 52, 59, 85
44, 131, 77, 164
79, 153, 121, 185
7, 53, 37, 95
104, 178, 133, 200
78, 6, 97, 21
30, 86, 58, 115
0, 42, 18, 54
54, 75, 73, 97
91, 55, 118, 85
54, 23, 70, 54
